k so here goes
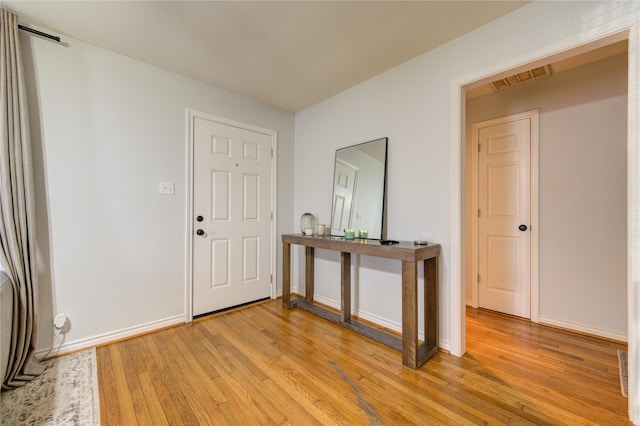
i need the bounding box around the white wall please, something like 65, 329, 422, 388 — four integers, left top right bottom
294, 1, 640, 349
20, 33, 295, 354
466, 53, 628, 338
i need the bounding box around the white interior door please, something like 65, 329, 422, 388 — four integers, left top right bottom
192, 116, 273, 316
477, 116, 531, 318
330, 160, 358, 235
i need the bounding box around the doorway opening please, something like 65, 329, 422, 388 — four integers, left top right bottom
451, 23, 638, 422
464, 39, 628, 337
452, 29, 633, 353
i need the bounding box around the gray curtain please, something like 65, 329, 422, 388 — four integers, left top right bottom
0, 8, 45, 389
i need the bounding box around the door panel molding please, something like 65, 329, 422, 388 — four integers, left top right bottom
471, 110, 539, 322
186, 109, 277, 321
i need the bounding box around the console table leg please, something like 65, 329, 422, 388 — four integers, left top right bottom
402, 260, 419, 369
424, 257, 438, 352
341, 252, 351, 323
283, 242, 291, 308
305, 247, 315, 302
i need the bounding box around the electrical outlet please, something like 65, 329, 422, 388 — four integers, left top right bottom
54, 313, 67, 329
159, 182, 175, 195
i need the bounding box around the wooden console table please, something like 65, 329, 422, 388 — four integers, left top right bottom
282, 234, 440, 369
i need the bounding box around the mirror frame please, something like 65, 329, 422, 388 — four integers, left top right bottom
330, 137, 388, 240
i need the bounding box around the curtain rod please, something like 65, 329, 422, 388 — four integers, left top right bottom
18, 24, 60, 43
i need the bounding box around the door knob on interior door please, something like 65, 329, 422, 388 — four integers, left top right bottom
518, 224, 528, 231
196, 229, 205, 236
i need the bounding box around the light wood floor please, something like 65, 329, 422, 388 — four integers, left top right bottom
97, 300, 630, 425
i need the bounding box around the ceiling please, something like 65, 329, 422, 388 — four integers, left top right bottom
3, 1, 530, 112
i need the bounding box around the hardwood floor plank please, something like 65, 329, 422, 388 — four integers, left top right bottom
97, 300, 631, 425
163, 328, 227, 425
192, 323, 290, 424
97, 346, 123, 426
140, 336, 199, 425
193, 322, 295, 425
194, 327, 277, 424
146, 331, 206, 425
203, 314, 364, 424
260, 377, 324, 426
359, 374, 480, 426
465, 308, 628, 424
137, 371, 170, 426
108, 344, 140, 425
129, 386, 158, 426
369, 368, 507, 425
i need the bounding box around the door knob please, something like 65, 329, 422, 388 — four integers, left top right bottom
519, 224, 528, 231
196, 215, 203, 222
196, 229, 204, 236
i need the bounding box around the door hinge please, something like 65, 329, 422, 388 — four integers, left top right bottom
271, 148, 274, 158
270, 211, 273, 220
478, 209, 480, 217
477, 274, 480, 283
478, 143, 481, 153
270, 274, 273, 283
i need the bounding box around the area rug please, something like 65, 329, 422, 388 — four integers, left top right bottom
618, 349, 628, 398
0, 348, 101, 425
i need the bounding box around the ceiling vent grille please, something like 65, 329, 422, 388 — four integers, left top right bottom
490, 65, 552, 91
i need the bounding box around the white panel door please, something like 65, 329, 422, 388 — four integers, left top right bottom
193, 117, 272, 316
478, 117, 531, 318
330, 160, 358, 235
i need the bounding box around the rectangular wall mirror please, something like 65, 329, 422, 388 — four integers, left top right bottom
330, 137, 388, 239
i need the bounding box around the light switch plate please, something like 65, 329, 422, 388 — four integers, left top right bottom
159, 182, 175, 195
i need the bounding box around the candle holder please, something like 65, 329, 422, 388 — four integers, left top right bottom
300, 213, 317, 235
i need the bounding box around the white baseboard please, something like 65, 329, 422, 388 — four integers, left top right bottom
35, 288, 457, 360
36, 314, 186, 359
538, 315, 627, 343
